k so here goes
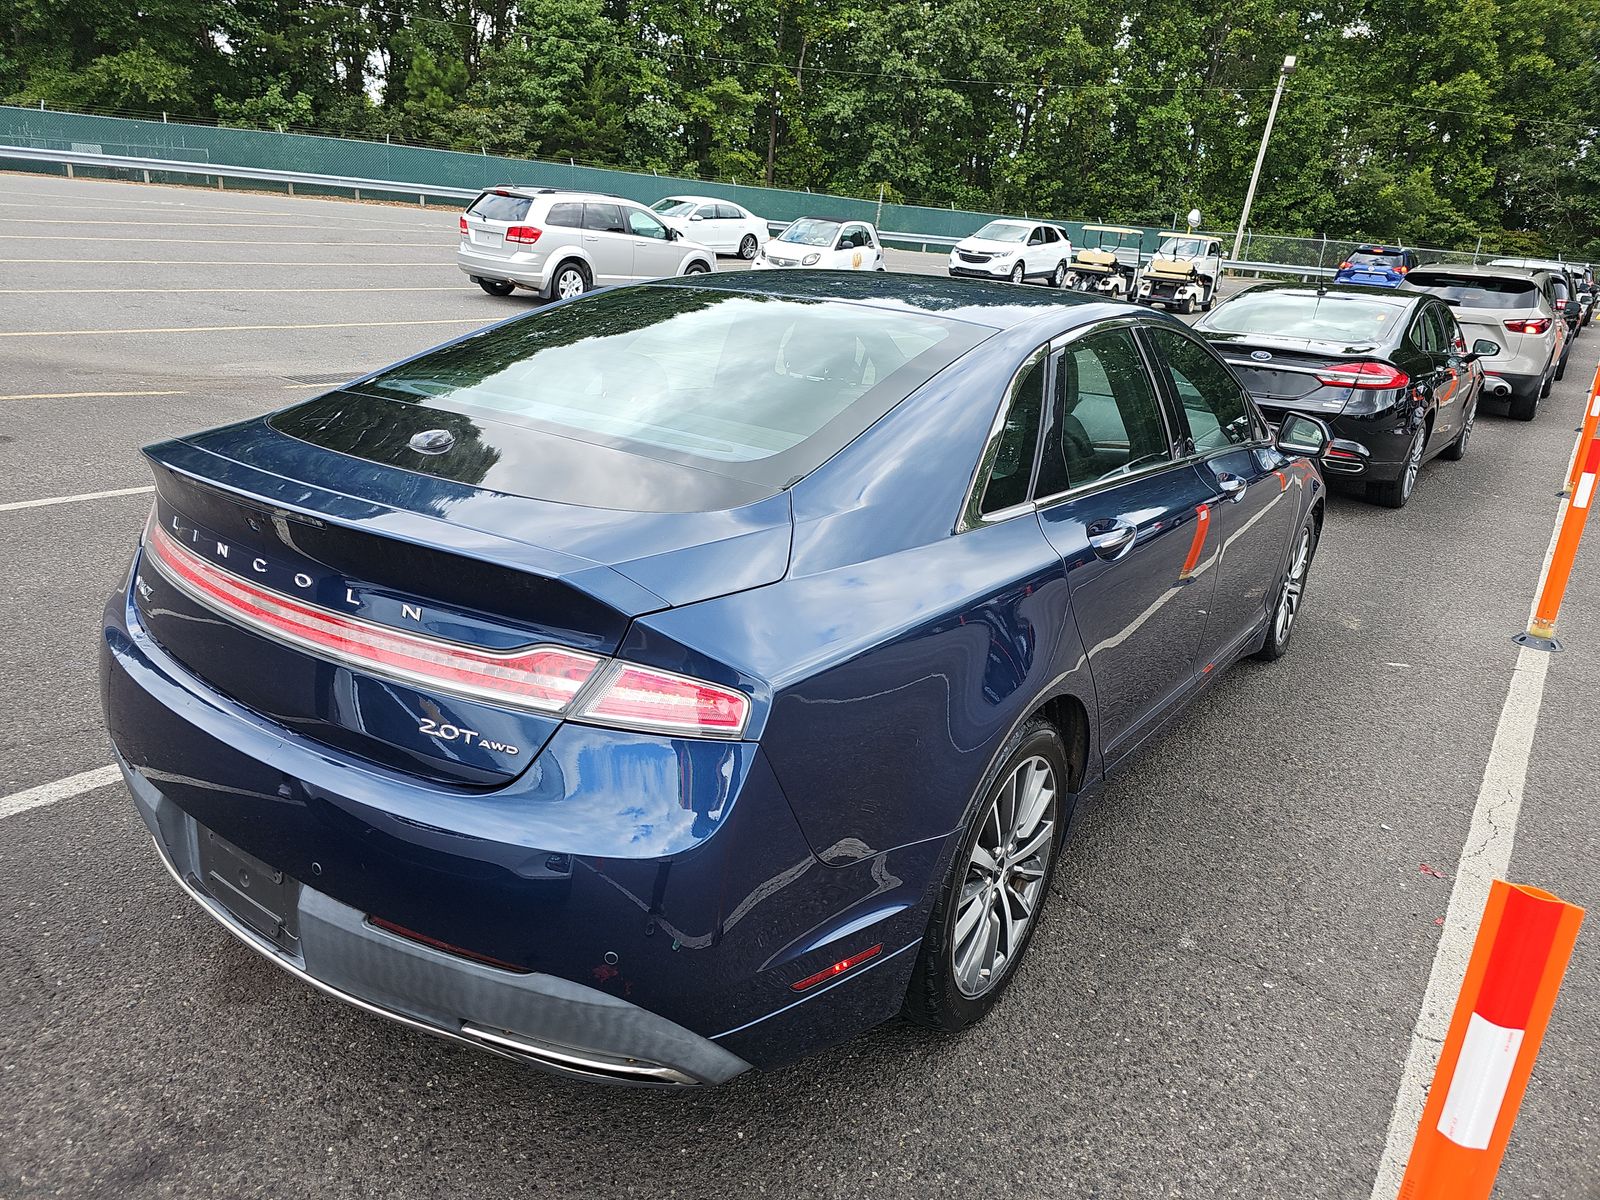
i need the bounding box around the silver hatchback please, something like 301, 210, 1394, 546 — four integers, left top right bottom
458, 187, 716, 300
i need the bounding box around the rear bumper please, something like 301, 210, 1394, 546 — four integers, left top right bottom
456, 245, 548, 289
123, 755, 745, 1085
101, 573, 930, 1079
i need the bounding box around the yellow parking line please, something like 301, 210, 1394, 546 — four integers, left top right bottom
0, 318, 488, 338
0, 389, 187, 400
0, 286, 466, 294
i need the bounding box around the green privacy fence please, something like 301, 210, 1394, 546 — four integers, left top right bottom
0, 104, 1184, 252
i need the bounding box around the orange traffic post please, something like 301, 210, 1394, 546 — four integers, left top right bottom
1561, 364, 1600, 497
1518, 418, 1600, 651
1398, 881, 1584, 1200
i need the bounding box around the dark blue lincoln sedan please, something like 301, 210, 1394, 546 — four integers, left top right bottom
101, 273, 1328, 1085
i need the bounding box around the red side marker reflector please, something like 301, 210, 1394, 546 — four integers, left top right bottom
368, 915, 532, 974
791, 943, 883, 992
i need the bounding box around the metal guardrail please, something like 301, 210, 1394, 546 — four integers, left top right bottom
0, 144, 1336, 278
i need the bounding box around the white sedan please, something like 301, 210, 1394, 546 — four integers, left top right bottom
649, 196, 770, 260
752, 218, 887, 272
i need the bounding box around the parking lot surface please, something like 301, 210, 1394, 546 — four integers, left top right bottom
1, 172, 1596, 1199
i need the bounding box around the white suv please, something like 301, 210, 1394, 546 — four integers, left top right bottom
948, 219, 1073, 287
458, 187, 716, 301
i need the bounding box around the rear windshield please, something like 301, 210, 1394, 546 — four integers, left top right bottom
1406, 273, 1539, 309
467, 193, 533, 223
1206, 292, 1406, 341
973, 222, 1030, 243
335, 285, 985, 486
1348, 251, 1405, 268
779, 219, 841, 247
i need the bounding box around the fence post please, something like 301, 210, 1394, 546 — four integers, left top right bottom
162, 111, 168, 124
65, 162, 73, 179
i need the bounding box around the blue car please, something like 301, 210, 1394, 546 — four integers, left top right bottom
1332, 245, 1420, 288
101, 273, 1329, 1085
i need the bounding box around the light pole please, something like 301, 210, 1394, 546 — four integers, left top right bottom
1231, 54, 1297, 262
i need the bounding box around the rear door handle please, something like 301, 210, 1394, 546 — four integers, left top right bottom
582, 234, 599, 242
1217, 474, 1247, 502
1087, 519, 1137, 560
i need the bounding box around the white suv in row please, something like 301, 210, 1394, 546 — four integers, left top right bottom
458, 187, 716, 301
948, 219, 1074, 287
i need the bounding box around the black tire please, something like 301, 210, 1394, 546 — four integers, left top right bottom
547, 260, 590, 302
1440, 399, 1475, 461
738, 234, 758, 260
1051, 261, 1068, 289
1200, 282, 1216, 311
1555, 347, 1569, 381
476, 277, 516, 297
683, 260, 711, 275
1368, 424, 1426, 508
1010, 261, 1026, 285
1254, 515, 1318, 661
904, 718, 1067, 1032
1180, 294, 1197, 316
1540, 363, 1555, 397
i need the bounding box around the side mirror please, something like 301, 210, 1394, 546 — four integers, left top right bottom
1472, 338, 1499, 357
1275, 413, 1332, 459
689, 213, 705, 221
667, 227, 682, 241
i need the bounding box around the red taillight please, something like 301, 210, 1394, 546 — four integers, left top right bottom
505, 225, 541, 244
1338, 261, 1352, 270
145, 524, 601, 712
790, 944, 883, 992
574, 662, 750, 738
1325, 447, 1361, 459
459, 215, 468, 234
143, 523, 750, 736
1555, 298, 1567, 310
1397, 265, 1409, 274
1505, 317, 1552, 334
1314, 361, 1410, 389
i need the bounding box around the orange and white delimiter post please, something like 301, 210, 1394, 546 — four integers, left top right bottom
1524, 394, 1600, 647
1562, 364, 1600, 498
1397, 881, 1584, 1199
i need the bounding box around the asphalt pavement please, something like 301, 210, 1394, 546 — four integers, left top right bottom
0, 171, 1596, 1200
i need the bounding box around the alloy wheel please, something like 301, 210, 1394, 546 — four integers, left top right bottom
1052, 263, 1067, 289
1010, 262, 1025, 285
1402, 426, 1424, 501
951, 755, 1056, 999
1273, 528, 1312, 648
1459, 405, 1474, 451
739, 235, 758, 260
555, 267, 586, 301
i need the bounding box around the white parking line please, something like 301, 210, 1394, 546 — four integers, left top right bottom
0, 766, 122, 819
0, 287, 463, 295
1368, 440, 1574, 1197
0, 235, 444, 247
0, 485, 154, 512
0, 259, 460, 267
1, 389, 186, 401
0, 318, 485, 339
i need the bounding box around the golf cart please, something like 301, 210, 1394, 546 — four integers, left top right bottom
1137, 232, 1223, 314
1065, 224, 1143, 299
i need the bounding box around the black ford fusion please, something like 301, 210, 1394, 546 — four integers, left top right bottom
1195, 283, 1481, 508
102, 273, 1329, 1085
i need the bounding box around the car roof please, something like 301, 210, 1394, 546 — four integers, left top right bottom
642, 270, 1168, 335
658, 195, 730, 205
1410, 262, 1543, 279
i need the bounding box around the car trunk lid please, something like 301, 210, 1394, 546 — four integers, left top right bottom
1209, 333, 1391, 416
135, 418, 791, 786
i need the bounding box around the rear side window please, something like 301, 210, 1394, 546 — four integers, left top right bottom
1148, 328, 1260, 452
979, 355, 1046, 516
1407, 273, 1539, 309
468, 193, 532, 222
583, 203, 626, 233
714, 204, 742, 221
546, 202, 583, 227
1038, 328, 1171, 494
